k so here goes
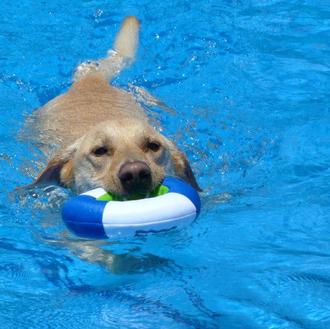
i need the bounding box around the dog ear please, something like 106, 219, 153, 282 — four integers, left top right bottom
33, 154, 74, 187
168, 142, 202, 192
27, 140, 80, 189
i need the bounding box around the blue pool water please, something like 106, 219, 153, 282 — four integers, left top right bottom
0, 1, 329, 328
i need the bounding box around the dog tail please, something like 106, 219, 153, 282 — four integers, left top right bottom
74, 16, 140, 82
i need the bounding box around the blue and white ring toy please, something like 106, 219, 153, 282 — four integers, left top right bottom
62, 177, 201, 239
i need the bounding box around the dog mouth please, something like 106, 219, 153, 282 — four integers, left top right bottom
120, 183, 153, 200
108, 178, 157, 201
102, 181, 165, 201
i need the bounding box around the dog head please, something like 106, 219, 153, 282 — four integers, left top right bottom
32, 119, 201, 197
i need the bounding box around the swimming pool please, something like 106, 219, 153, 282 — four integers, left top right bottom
0, 0, 329, 328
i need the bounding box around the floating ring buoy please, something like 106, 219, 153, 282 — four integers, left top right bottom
62, 177, 201, 239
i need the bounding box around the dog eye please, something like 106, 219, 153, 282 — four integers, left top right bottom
147, 141, 161, 152
92, 146, 108, 156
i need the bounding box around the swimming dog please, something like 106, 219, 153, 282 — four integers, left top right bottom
26, 16, 201, 199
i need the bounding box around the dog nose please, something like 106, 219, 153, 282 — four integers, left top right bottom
118, 161, 152, 194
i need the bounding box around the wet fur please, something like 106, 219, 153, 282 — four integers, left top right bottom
27, 16, 201, 196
